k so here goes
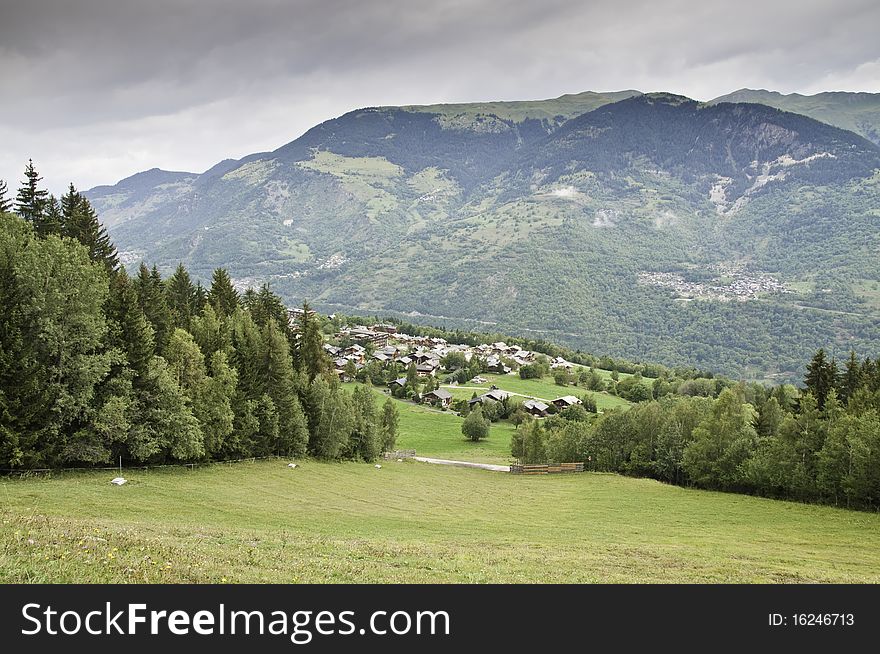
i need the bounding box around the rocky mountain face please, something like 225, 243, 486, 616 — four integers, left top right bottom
86, 91, 880, 381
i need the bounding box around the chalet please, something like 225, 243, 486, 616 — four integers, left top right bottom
347, 327, 389, 347
372, 352, 390, 363
522, 399, 550, 417
486, 356, 512, 374
416, 362, 438, 377
389, 377, 408, 389
550, 357, 575, 371
423, 388, 453, 408
373, 323, 399, 334
552, 395, 582, 409
468, 389, 512, 406
396, 355, 414, 367
323, 344, 342, 357
412, 351, 434, 365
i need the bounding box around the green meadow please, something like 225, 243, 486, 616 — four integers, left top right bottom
3, 460, 879, 583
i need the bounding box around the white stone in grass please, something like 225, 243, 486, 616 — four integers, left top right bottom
110, 477, 126, 486
288, 463, 298, 468
397, 458, 403, 462
374, 464, 382, 469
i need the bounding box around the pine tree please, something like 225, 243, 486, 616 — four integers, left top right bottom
15, 159, 49, 223
262, 320, 308, 456
191, 303, 231, 368
35, 195, 64, 237
804, 348, 834, 411
134, 263, 174, 353
207, 268, 240, 317
105, 268, 155, 377
0, 179, 13, 213
246, 283, 288, 330
292, 301, 328, 381
165, 263, 199, 331
840, 351, 863, 405
59, 184, 118, 272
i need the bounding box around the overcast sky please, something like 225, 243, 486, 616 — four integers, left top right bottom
1, 0, 878, 195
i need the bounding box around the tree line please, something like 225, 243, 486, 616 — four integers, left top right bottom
0, 163, 398, 469
512, 347, 880, 510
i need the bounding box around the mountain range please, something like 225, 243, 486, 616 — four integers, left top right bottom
85, 89, 880, 381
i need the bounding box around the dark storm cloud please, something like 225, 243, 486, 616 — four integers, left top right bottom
1, 0, 878, 193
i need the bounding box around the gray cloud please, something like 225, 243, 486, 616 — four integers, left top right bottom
1, 0, 878, 194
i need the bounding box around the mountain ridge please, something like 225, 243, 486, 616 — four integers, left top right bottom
85, 90, 880, 381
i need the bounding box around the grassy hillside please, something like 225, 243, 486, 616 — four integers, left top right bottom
399, 90, 642, 126
3, 460, 879, 583
710, 88, 880, 145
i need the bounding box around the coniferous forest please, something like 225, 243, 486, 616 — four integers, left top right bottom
0, 163, 397, 471
1, 162, 879, 511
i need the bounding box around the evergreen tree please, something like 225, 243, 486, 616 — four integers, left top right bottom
246, 283, 288, 331
207, 268, 240, 318
165, 263, 199, 331
840, 351, 863, 405
134, 263, 174, 353
292, 301, 328, 381
191, 303, 231, 368
0, 179, 11, 213
59, 184, 118, 272
105, 268, 155, 377
35, 195, 64, 237
804, 348, 835, 410
262, 320, 308, 456
15, 159, 49, 223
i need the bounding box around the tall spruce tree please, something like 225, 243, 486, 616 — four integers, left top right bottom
804, 348, 835, 410
15, 159, 49, 223
0, 179, 12, 213
840, 351, 863, 405
36, 195, 64, 237
292, 301, 328, 381
134, 263, 174, 353
262, 320, 308, 456
207, 268, 240, 318
105, 268, 155, 377
60, 184, 118, 272
165, 263, 199, 331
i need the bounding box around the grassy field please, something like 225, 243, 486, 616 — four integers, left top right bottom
449, 373, 633, 411
343, 384, 515, 463
3, 460, 879, 583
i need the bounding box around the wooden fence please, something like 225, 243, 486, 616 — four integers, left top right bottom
509, 462, 585, 475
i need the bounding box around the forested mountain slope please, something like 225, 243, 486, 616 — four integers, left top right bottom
86, 92, 880, 381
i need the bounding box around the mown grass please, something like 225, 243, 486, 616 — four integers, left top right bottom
445, 373, 632, 411
2, 460, 879, 583
344, 384, 514, 463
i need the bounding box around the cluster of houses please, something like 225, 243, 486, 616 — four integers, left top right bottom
326, 328, 579, 382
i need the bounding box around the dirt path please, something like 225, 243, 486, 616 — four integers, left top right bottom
412, 456, 510, 473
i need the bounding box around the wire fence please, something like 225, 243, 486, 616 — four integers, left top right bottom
0, 456, 282, 478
